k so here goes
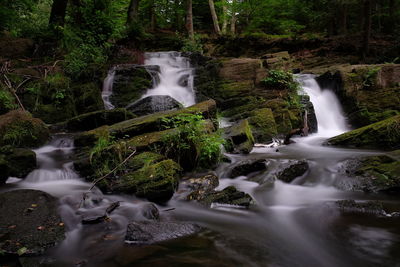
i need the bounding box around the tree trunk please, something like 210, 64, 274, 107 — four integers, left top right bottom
388, 0, 395, 33
362, 0, 372, 60
222, 0, 228, 34
48, 0, 68, 28
230, 0, 237, 35
150, 0, 156, 31
186, 0, 194, 40
127, 0, 141, 25
338, 3, 347, 35
208, 0, 221, 35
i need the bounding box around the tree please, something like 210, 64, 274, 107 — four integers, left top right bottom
362, 0, 372, 59
221, 0, 228, 34
208, 0, 221, 35
186, 0, 194, 39
49, 0, 69, 28
230, 0, 237, 35
127, 0, 141, 25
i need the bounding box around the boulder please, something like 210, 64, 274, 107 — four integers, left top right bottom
219, 58, 267, 85
181, 174, 219, 201
125, 221, 200, 245
0, 110, 49, 148
338, 153, 400, 194
326, 115, 400, 150
224, 119, 255, 154
110, 65, 156, 108
200, 186, 254, 207
115, 159, 182, 203
276, 160, 309, 183
55, 108, 135, 132
0, 190, 65, 256
247, 108, 278, 143
229, 159, 267, 178
261, 51, 291, 70
126, 95, 182, 116
0, 148, 36, 183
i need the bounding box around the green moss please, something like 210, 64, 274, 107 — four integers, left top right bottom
0, 110, 49, 147
327, 115, 400, 149
224, 119, 255, 154
72, 82, 103, 114
117, 159, 182, 202
218, 81, 254, 100
0, 88, 17, 115
248, 108, 278, 143
126, 152, 165, 171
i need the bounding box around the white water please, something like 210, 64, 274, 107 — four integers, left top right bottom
143, 52, 196, 107
297, 74, 349, 138
102, 68, 116, 110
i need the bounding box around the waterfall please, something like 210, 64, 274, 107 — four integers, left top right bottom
102, 68, 116, 110
142, 52, 196, 107
297, 74, 348, 138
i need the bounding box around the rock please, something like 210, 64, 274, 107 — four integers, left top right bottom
229, 159, 267, 178
200, 186, 254, 207
276, 160, 309, 183
115, 159, 182, 203
0, 35, 34, 58
55, 108, 135, 132
300, 95, 318, 134
219, 58, 267, 85
181, 174, 219, 201
224, 119, 255, 154
0, 148, 36, 183
338, 153, 400, 194
261, 51, 291, 70
335, 200, 386, 216
139, 203, 160, 220
0, 189, 65, 256
72, 82, 104, 115
247, 108, 278, 143
125, 221, 200, 245
110, 65, 155, 108
0, 110, 49, 148
126, 95, 183, 116
316, 64, 400, 127
326, 115, 400, 150
74, 99, 217, 146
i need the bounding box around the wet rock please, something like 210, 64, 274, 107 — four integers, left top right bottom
223, 119, 255, 154
115, 159, 182, 203
126, 95, 183, 116
201, 186, 254, 207
247, 108, 278, 143
338, 153, 400, 194
336, 200, 386, 216
299, 95, 318, 134
125, 221, 200, 245
276, 160, 309, 183
0, 110, 49, 148
74, 99, 217, 146
139, 203, 160, 220
0, 148, 36, 183
326, 115, 400, 150
229, 159, 267, 178
0, 190, 65, 256
181, 174, 219, 201
55, 108, 135, 132
110, 65, 155, 108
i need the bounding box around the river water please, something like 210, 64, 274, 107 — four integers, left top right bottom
3, 62, 400, 266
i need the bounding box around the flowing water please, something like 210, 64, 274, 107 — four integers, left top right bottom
142, 52, 195, 107
102, 68, 116, 110
3, 72, 400, 266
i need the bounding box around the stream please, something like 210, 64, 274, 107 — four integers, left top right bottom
3, 54, 400, 266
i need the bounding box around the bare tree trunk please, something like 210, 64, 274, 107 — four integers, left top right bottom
48, 0, 68, 28
186, 0, 194, 40
362, 0, 372, 60
230, 0, 237, 35
222, 0, 228, 34
127, 0, 141, 25
208, 0, 221, 35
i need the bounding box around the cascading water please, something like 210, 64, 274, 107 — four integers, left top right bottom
297, 74, 349, 138
142, 52, 196, 107
102, 68, 116, 110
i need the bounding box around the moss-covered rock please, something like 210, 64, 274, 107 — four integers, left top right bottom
56, 108, 135, 132
115, 159, 182, 202
224, 119, 255, 154
0, 110, 49, 147
219, 58, 267, 85
110, 65, 154, 108
72, 82, 104, 114
74, 100, 217, 146
200, 186, 254, 207
326, 115, 400, 150
276, 160, 309, 183
0, 88, 18, 115
0, 148, 36, 183
248, 108, 278, 143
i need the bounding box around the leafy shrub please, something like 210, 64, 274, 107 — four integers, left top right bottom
262, 70, 299, 91
181, 34, 203, 54
0, 89, 17, 114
